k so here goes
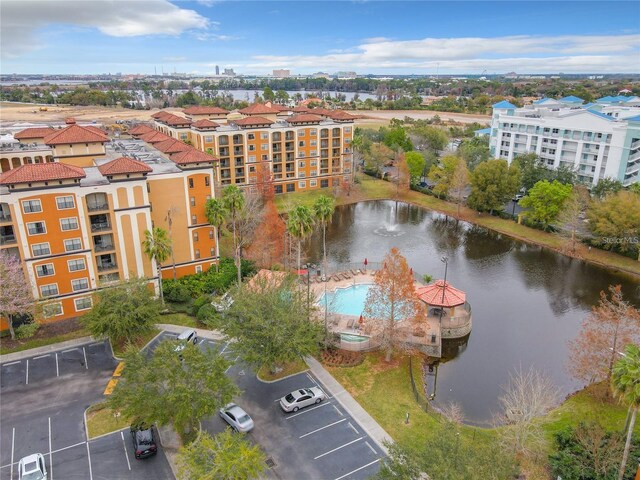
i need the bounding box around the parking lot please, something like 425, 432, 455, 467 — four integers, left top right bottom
0, 340, 173, 480
151, 332, 384, 480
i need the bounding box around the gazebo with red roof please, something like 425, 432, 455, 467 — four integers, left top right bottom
415, 280, 466, 308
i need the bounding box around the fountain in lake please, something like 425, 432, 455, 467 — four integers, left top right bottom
373, 202, 406, 237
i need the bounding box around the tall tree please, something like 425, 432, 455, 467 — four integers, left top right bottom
395, 151, 411, 197
0, 250, 34, 340
245, 198, 285, 268
587, 190, 640, 260
410, 125, 448, 156
568, 285, 640, 386
109, 341, 238, 437
513, 152, 551, 191
558, 184, 590, 254
177, 430, 266, 480
467, 159, 521, 214
286, 205, 315, 272
428, 155, 459, 198
592, 177, 623, 199
611, 344, 640, 480
142, 227, 172, 304
363, 248, 425, 362
313, 195, 335, 278
519, 180, 573, 230
81, 278, 161, 345
449, 157, 470, 220
364, 143, 394, 176
205, 198, 227, 272
216, 274, 323, 373
458, 136, 490, 171
382, 126, 413, 152
405, 151, 426, 184
222, 186, 246, 284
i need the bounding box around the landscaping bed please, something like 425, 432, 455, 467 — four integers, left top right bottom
0, 317, 88, 355
320, 348, 364, 367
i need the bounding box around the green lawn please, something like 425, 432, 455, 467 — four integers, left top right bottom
257, 358, 308, 381
0, 328, 90, 355
160, 313, 199, 328
86, 402, 130, 439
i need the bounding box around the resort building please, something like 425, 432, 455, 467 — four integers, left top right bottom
489, 96, 640, 186
149, 104, 355, 194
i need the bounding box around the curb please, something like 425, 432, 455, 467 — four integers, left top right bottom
0, 335, 95, 363
256, 368, 310, 384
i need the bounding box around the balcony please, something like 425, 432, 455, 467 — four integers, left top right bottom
90, 215, 111, 232
93, 234, 115, 252
99, 273, 120, 285
0, 234, 16, 246
272, 145, 281, 152
233, 147, 244, 155
219, 147, 229, 156
272, 133, 282, 142
631, 139, 640, 150
97, 261, 118, 272
0, 212, 11, 223
285, 132, 294, 141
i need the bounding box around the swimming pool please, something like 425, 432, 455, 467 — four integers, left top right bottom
318, 284, 372, 316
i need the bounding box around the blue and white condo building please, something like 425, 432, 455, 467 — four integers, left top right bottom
489, 96, 640, 186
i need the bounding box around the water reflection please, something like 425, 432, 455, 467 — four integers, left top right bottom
305, 200, 640, 424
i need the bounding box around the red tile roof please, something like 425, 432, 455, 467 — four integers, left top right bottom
151, 111, 170, 119
287, 113, 324, 124
192, 119, 220, 129
44, 124, 110, 145
309, 107, 333, 116
183, 106, 229, 115
238, 104, 279, 115
170, 148, 218, 165
85, 125, 108, 135
327, 110, 356, 121
158, 113, 192, 127
98, 157, 152, 176
267, 104, 289, 112
14, 127, 56, 140
415, 280, 466, 308
140, 131, 172, 144
128, 124, 155, 136
292, 105, 311, 113
0, 163, 86, 185
233, 116, 275, 127
154, 138, 191, 154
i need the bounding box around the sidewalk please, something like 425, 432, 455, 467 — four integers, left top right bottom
0, 335, 95, 363
305, 356, 392, 455
155, 324, 225, 341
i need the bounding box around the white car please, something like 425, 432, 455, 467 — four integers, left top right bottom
174, 329, 198, 353
280, 387, 326, 412
18, 453, 47, 480
219, 403, 254, 432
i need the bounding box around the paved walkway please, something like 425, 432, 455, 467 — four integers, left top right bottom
0, 335, 95, 363
305, 356, 392, 455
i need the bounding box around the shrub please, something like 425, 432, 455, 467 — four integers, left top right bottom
15, 322, 39, 339
165, 283, 191, 303
196, 303, 221, 328
191, 295, 212, 317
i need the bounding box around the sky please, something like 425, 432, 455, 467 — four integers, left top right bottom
1, 0, 639, 75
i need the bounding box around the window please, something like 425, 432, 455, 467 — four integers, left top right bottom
22, 200, 42, 213
40, 284, 59, 297
188, 178, 194, 188
64, 238, 82, 252
205, 177, 210, 186
261, 154, 268, 161
344, 127, 352, 133
286, 183, 295, 193
193, 232, 199, 242
27, 221, 46, 235
60, 217, 79, 231
249, 166, 256, 173
310, 129, 317, 136
261, 132, 268, 140
310, 180, 317, 187
36, 264, 55, 277
56, 196, 75, 209
209, 229, 214, 239
299, 181, 306, 189
321, 179, 329, 188
71, 278, 89, 291
299, 161, 305, 168
195, 249, 200, 259
180, 133, 188, 141
190, 197, 196, 207
298, 130, 305, 137
32, 243, 50, 257
43, 303, 63, 318
204, 135, 214, 143
275, 185, 283, 194
195, 265, 203, 273
248, 133, 255, 140
298, 141, 305, 147
191, 215, 197, 224
310, 150, 317, 157
310, 160, 317, 167
310, 139, 317, 146
249, 145, 256, 151
75, 297, 92, 311
299, 172, 306, 178
248, 155, 256, 162
261, 144, 268, 150
68, 259, 86, 272
210, 247, 216, 256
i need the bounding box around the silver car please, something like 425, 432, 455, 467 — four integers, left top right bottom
280, 387, 326, 412
219, 403, 254, 432
18, 453, 47, 480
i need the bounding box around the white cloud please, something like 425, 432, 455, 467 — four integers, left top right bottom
194, 32, 241, 42
246, 34, 640, 73
1, 0, 209, 58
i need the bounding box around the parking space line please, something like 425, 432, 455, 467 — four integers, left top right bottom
10, 427, 14, 480
55, 353, 59, 377
332, 405, 343, 416
86, 442, 93, 480
198, 339, 205, 345
25, 359, 29, 384
224, 355, 240, 373
365, 441, 377, 455
89, 342, 102, 347
3, 360, 20, 366
0, 441, 88, 470
121, 431, 132, 470
306, 372, 331, 399
33, 354, 51, 360
333, 458, 381, 480
299, 418, 346, 438
220, 342, 229, 354
49, 417, 53, 480
51, 441, 86, 455
348, 422, 359, 434
61, 348, 79, 354
286, 401, 332, 420
83, 347, 88, 369
314, 437, 363, 460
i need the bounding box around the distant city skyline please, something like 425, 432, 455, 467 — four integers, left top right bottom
2, 1, 639, 75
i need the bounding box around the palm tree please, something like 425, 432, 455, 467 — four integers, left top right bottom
612, 344, 640, 480
222, 185, 245, 284
205, 198, 227, 273
286, 205, 315, 272
313, 196, 335, 279
142, 227, 172, 305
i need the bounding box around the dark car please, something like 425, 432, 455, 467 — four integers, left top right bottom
130, 425, 158, 459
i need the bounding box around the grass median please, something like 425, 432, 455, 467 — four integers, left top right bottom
86, 402, 130, 439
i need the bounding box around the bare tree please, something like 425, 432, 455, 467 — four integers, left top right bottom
449, 157, 470, 220
440, 401, 465, 425
498, 367, 560, 457
235, 193, 265, 274
558, 184, 590, 255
